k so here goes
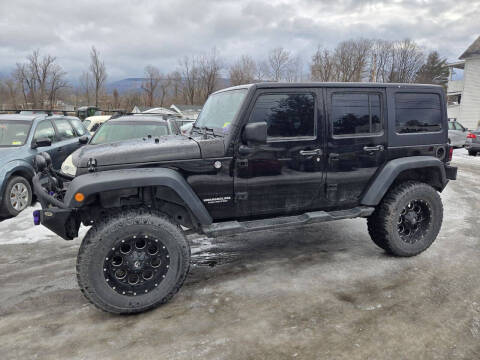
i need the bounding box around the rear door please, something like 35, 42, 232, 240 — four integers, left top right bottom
235, 88, 327, 217
325, 87, 387, 207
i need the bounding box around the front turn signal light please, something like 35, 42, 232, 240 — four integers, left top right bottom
75, 193, 85, 202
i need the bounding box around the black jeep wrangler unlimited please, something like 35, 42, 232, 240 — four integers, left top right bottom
33, 83, 457, 314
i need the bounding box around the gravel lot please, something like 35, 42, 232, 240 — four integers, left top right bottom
0, 149, 479, 360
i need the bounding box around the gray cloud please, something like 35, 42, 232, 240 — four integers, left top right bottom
0, 0, 478, 81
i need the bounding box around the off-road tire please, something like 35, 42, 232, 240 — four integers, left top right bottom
468, 150, 477, 156
367, 181, 443, 257
1, 176, 32, 217
76, 209, 190, 314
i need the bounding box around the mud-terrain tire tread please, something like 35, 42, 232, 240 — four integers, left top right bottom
76, 209, 190, 314
367, 181, 443, 257
1, 176, 32, 217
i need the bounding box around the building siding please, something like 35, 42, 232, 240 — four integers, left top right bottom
459, 56, 480, 129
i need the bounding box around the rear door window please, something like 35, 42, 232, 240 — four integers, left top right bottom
54, 119, 76, 139
331, 92, 382, 137
395, 93, 442, 134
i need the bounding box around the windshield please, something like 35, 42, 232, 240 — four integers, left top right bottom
90, 122, 170, 145
0, 121, 31, 147
194, 89, 247, 133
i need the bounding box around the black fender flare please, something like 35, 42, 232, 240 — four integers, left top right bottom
64, 168, 213, 225
360, 156, 447, 206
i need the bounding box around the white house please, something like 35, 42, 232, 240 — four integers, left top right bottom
446, 36, 480, 129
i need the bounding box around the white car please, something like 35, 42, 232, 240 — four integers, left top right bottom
448, 120, 468, 148
83, 115, 111, 134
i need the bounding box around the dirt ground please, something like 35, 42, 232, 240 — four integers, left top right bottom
0, 149, 479, 360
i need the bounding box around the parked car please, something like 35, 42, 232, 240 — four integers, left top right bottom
60, 114, 180, 176
180, 121, 194, 135
0, 114, 88, 217
465, 128, 480, 156
83, 115, 111, 134
33, 82, 457, 314
448, 119, 468, 148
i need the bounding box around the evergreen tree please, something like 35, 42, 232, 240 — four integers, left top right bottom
416, 51, 449, 85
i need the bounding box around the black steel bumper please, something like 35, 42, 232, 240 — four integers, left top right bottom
32, 173, 78, 240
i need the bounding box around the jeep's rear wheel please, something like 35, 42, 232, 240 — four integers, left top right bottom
367, 181, 443, 257
76, 209, 190, 314
468, 150, 477, 156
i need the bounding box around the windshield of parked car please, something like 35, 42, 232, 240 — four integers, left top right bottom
90, 121, 170, 145
194, 89, 247, 133
0, 121, 32, 147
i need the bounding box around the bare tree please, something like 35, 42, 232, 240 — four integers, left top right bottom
334, 39, 372, 82
47, 63, 68, 108
79, 71, 92, 105
267, 47, 291, 81
3, 77, 20, 109
89, 46, 107, 107
368, 40, 393, 82
285, 55, 303, 82
112, 89, 120, 109
169, 71, 183, 102
179, 55, 199, 105
141, 65, 161, 107
391, 39, 424, 83
13, 50, 67, 108
311, 47, 336, 81
229, 55, 257, 86
198, 48, 222, 102
158, 75, 172, 107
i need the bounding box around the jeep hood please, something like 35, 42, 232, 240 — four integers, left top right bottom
72, 135, 226, 168
73, 136, 201, 168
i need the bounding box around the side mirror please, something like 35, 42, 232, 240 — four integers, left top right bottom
79, 135, 89, 144
32, 137, 52, 149
243, 122, 267, 145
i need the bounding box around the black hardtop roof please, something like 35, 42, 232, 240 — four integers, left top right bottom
213, 82, 444, 94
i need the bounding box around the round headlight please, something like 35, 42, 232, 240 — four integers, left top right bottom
34, 155, 47, 172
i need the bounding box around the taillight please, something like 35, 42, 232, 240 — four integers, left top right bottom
467, 132, 477, 139
448, 145, 453, 162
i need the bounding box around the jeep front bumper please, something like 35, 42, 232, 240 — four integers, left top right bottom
32, 173, 79, 240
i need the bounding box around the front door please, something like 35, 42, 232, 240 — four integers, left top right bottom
325, 88, 387, 207
235, 88, 326, 218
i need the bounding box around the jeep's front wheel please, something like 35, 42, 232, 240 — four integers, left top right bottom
367, 181, 443, 257
76, 210, 190, 314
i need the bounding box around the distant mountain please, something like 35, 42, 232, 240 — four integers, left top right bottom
106, 77, 231, 94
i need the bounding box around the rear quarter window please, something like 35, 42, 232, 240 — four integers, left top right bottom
395, 93, 442, 134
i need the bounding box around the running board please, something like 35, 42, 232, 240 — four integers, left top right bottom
201, 206, 374, 238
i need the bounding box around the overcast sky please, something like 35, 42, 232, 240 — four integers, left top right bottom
0, 0, 478, 82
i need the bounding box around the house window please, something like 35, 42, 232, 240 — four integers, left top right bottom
395, 93, 442, 134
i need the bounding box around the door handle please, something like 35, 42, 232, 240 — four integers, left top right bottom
299, 149, 322, 156
363, 145, 384, 152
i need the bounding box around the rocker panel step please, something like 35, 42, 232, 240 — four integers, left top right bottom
201, 206, 374, 238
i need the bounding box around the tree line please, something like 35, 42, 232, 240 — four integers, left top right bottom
0, 38, 449, 111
